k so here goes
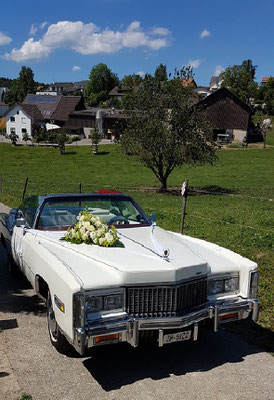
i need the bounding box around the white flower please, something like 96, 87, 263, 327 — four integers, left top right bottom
82, 232, 89, 241
83, 221, 90, 229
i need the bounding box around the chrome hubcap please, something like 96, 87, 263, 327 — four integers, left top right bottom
48, 297, 58, 341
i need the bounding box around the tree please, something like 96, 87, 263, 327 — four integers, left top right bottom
17, 66, 35, 102
3, 66, 35, 106
56, 130, 67, 154
84, 63, 119, 107
263, 78, 274, 115
154, 64, 167, 81
32, 125, 47, 145
221, 59, 258, 104
90, 127, 101, 155
22, 131, 30, 145
9, 131, 19, 146
261, 118, 272, 148
121, 73, 216, 190
121, 74, 143, 87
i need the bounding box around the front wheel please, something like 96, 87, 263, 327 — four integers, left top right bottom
47, 292, 71, 354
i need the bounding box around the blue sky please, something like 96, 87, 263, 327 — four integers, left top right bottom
0, 0, 273, 86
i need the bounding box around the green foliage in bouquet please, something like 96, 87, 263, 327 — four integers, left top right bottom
63, 209, 118, 247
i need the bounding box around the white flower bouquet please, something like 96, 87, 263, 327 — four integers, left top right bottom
62, 209, 118, 247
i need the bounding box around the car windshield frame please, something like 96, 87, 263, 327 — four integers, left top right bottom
34, 194, 151, 231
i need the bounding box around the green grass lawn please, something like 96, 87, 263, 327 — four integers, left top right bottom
0, 142, 273, 346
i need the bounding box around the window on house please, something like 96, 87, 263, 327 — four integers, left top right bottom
21, 117, 27, 124
22, 128, 27, 134
10, 128, 16, 134
10, 117, 15, 122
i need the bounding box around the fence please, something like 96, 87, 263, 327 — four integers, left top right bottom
0, 175, 273, 236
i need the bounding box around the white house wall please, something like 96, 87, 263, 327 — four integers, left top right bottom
6, 106, 32, 140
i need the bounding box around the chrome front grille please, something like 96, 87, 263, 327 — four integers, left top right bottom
126, 277, 207, 318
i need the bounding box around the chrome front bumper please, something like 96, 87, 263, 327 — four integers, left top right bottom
74, 298, 259, 355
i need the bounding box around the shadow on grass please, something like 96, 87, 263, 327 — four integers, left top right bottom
190, 185, 238, 195
63, 151, 77, 155
93, 151, 110, 156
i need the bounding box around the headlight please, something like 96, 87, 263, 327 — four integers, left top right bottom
249, 271, 258, 298
85, 290, 123, 313
208, 274, 239, 295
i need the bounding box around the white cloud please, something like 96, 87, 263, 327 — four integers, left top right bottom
29, 24, 37, 36
188, 59, 201, 68
72, 65, 80, 71
0, 32, 12, 45
150, 27, 169, 36
214, 64, 224, 76
3, 38, 50, 62
3, 20, 170, 62
40, 21, 47, 30
200, 29, 211, 39
29, 22, 48, 36
136, 71, 144, 76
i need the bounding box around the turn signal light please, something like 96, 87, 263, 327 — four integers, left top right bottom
219, 312, 238, 321
94, 334, 119, 343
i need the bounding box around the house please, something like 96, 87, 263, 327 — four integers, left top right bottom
5, 104, 44, 139
5, 95, 85, 139
47, 81, 89, 95
65, 108, 124, 139
261, 77, 272, 86
193, 86, 211, 99
197, 87, 251, 144
181, 78, 197, 88
0, 101, 9, 130
109, 86, 133, 101
48, 82, 74, 94
209, 75, 223, 91
23, 94, 85, 127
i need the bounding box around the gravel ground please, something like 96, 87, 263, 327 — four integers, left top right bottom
0, 202, 274, 400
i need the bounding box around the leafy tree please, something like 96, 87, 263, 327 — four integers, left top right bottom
84, 63, 119, 107
260, 118, 272, 148
3, 79, 19, 106
121, 72, 216, 190
90, 127, 101, 155
22, 131, 30, 145
17, 66, 35, 102
154, 63, 167, 81
47, 130, 58, 145
3, 66, 35, 106
221, 59, 258, 104
263, 78, 274, 115
32, 125, 47, 145
0, 77, 12, 88
9, 131, 19, 146
121, 74, 143, 87
56, 129, 67, 154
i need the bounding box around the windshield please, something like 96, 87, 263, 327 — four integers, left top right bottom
37, 195, 150, 230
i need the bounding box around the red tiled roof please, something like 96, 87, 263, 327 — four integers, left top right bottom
181, 78, 197, 87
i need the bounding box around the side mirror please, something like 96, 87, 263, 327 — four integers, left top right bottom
149, 213, 157, 224
15, 218, 26, 227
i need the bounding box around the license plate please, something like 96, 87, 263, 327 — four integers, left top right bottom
163, 330, 191, 344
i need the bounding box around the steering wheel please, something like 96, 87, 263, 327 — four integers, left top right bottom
108, 216, 129, 225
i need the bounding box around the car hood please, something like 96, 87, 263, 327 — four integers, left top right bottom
35, 226, 210, 288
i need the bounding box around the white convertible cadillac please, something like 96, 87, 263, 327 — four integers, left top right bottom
0, 192, 259, 355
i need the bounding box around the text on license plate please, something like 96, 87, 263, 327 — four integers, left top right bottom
163, 330, 192, 344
